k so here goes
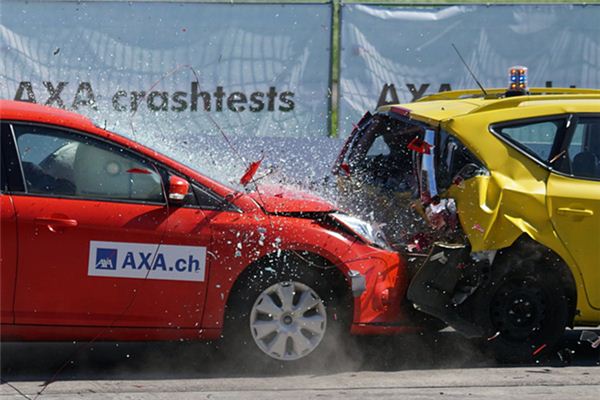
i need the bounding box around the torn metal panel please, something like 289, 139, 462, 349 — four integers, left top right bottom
406, 242, 494, 338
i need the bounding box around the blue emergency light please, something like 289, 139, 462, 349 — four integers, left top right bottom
509, 66, 528, 90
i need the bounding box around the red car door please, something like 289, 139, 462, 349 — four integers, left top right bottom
10, 123, 210, 329
1, 124, 20, 325
0, 195, 17, 325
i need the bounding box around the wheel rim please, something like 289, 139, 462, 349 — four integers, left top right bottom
249, 281, 327, 361
490, 277, 546, 342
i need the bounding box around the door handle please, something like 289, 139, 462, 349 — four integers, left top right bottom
35, 217, 78, 232
556, 207, 594, 217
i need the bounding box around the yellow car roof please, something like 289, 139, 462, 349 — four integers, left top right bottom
377, 88, 600, 126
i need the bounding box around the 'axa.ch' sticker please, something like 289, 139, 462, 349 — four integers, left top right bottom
88, 241, 206, 282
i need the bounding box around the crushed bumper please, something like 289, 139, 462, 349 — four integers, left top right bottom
407, 242, 495, 338
342, 248, 416, 335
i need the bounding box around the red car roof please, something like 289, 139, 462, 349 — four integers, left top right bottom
0, 99, 98, 132
0, 99, 243, 201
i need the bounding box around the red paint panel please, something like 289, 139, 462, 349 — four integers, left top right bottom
12, 195, 207, 329
1, 195, 18, 324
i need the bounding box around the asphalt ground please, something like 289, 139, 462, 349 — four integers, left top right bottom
1, 328, 599, 399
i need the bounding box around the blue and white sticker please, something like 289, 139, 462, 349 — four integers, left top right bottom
88, 241, 206, 282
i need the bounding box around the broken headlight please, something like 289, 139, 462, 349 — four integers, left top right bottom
330, 213, 391, 250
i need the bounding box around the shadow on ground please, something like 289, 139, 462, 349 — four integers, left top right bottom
1, 329, 598, 383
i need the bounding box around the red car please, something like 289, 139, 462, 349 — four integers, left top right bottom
0, 100, 417, 362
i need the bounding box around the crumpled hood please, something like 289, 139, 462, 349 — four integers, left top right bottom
248, 185, 336, 214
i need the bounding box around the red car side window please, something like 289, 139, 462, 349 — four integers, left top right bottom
13, 124, 165, 203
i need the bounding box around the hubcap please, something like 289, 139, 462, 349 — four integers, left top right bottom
490, 279, 545, 341
250, 281, 327, 361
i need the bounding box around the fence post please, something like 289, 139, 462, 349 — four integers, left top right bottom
329, 0, 341, 137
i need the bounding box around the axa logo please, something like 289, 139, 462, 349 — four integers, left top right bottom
95, 247, 201, 272
95, 248, 117, 270
89, 241, 206, 282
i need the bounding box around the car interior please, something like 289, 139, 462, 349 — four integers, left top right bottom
15, 129, 164, 201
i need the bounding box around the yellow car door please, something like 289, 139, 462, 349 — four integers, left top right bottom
546, 115, 600, 310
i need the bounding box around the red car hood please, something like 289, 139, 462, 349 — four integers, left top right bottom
248, 185, 336, 214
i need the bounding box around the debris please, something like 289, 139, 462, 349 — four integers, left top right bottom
452, 175, 465, 189
425, 198, 457, 230
406, 232, 433, 253
557, 348, 574, 364
472, 223, 485, 233
407, 137, 432, 154
240, 158, 262, 185
53, 47, 60, 55
340, 163, 351, 176
579, 330, 600, 348
430, 251, 448, 264
532, 343, 547, 356
487, 331, 501, 341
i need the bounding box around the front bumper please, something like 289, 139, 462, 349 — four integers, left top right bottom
342, 246, 417, 335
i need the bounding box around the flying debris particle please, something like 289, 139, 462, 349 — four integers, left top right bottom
407, 242, 420, 252
340, 163, 352, 176
53, 48, 60, 55
580, 330, 600, 348
532, 343, 547, 356
240, 159, 263, 185
487, 331, 501, 341
557, 348, 574, 364
181, 27, 187, 32
472, 223, 485, 233
453, 175, 465, 189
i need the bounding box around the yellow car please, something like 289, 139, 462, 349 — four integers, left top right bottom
333, 84, 600, 362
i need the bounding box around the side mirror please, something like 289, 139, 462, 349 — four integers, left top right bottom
168, 175, 190, 203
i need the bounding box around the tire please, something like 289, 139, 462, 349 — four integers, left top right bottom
221, 256, 351, 367
470, 253, 569, 364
